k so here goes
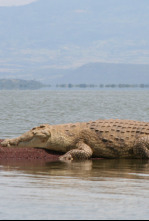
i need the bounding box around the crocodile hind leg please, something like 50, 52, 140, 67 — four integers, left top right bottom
1, 125, 51, 148
59, 141, 93, 162
133, 136, 149, 159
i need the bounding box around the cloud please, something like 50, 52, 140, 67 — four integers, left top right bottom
0, 0, 38, 7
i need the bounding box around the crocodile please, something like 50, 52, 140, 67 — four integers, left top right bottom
1, 119, 149, 161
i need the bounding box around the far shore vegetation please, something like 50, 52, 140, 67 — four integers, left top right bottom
56, 83, 149, 89
0, 79, 149, 90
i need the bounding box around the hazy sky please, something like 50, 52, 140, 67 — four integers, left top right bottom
0, 0, 37, 6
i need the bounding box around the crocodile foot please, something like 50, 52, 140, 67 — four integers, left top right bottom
1, 138, 19, 147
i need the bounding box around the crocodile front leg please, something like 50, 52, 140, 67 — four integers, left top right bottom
59, 141, 93, 162
133, 136, 149, 159
1, 125, 51, 148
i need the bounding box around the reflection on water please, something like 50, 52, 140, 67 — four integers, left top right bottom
0, 159, 149, 220
1, 159, 149, 180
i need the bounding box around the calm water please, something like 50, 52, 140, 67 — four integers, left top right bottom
0, 89, 149, 220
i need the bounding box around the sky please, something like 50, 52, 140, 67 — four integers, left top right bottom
0, 0, 37, 6
0, 0, 149, 81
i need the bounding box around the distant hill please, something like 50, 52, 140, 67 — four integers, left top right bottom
43, 62, 149, 84
1, 62, 149, 86
0, 79, 46, 90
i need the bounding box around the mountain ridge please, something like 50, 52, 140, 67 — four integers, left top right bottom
2, 62, 149, 85
35, 62, 149, 84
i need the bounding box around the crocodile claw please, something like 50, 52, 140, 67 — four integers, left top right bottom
59, 153, 73, 162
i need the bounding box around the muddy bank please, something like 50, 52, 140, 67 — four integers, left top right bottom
0, 139, 60, 162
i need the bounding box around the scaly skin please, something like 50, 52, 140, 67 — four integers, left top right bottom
2, 119, 149, 161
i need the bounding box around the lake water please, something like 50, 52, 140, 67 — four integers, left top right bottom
0, 89, 149, 220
